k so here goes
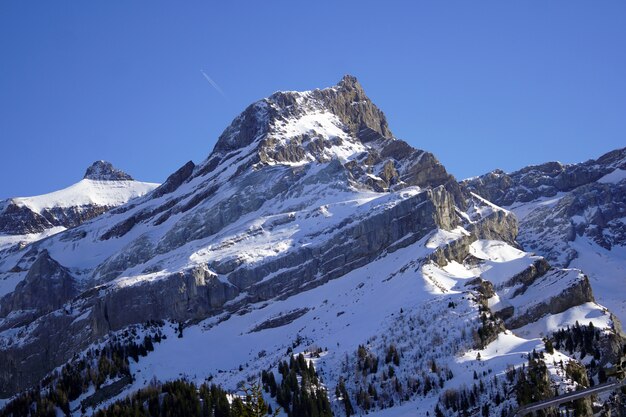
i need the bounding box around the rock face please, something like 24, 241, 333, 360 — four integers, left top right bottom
83, 160, 134, 181
505, 269, 596, 329
200, 75, 460, 199
463, 148, 626, 207
463, 147, 626, 324
0, 75, 620, 407
0, 250, 77, 324
514, 181, 626, 266
462, 148, 626, 263
0, 203, 51, 235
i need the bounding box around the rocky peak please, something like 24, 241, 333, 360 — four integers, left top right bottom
595, 146, 626, 169
316, 74, 392, 142
83, 161, 133, 181
193, 75, 459, 203
336, 74, 362, 91
210, 75, 391, 157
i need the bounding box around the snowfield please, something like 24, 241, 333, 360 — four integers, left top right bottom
10, 179, 158, 214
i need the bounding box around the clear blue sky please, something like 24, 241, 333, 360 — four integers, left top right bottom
1, 1, 625, 198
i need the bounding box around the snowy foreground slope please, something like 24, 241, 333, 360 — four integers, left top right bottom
0, 77, 624, 417
84, 231, 618, 417
464, 148, 626, 324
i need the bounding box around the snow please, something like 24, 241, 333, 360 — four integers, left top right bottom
506, 269, 585, 316
75, 227, 606, 416
11, 179, 158, 213
0, 226, 66, 251
507, 193, 566, 221
469, 240, 539, 287
100, 184, 424, 290
426, 227, 469, 249
569, 237, 626, 324
92, 234, 444, 412
459, 331, 541, 364
0, 271, 27, 298
469, 240, 526, 263
597, 168, 626, 184
515, 302, 612, 339
274, 112, 346, 144
469, 192, 510, 216
268, 110, 366, 164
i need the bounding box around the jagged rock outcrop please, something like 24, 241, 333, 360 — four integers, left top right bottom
517, 181, 626, 264
83, 160, 134, 181
150, 160, 196, 199
0, 203, 51, 235
506, 272, 595, 329
199, 75, 460, 199
0, 250, 77, 325
462, 148, 626, 261
462, 147, 626, 207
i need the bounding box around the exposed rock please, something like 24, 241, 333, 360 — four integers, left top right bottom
462, 147, 626, 265
518, 181, 626, 265
464, 278, 496, 298
504, 258, 551, 292
233, 186, 458, 300
80, 375, 133, 410
0, 250, 77, 325
462, 147, 626, 207
0, 305, 90, 396
506, 273, 595, 329
0, 76, 618, 406
0, 263, 239, 396
250, 308, 310, 332
84, 160, 133, 181
0, 185, 461, 396
151, 160, 195, 199
0, 203, 52, 235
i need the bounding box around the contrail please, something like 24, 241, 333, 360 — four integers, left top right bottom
200, 70, 227, 99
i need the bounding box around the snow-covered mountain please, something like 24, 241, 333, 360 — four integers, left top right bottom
463, 148, 626, 324
0, 77, 623, 417
0, 161, 159, 252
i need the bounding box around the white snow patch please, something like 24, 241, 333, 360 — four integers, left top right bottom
515, 302, 612, 339
598, 168, 626, 184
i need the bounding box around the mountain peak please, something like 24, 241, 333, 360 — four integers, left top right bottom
210, 75, 392, 159
83, 161, 133, 181
336, 74, 363, 93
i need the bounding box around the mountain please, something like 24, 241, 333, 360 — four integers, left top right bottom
463, 148, 626, 323
0, 77, 623, 417
0, 161, 158, 251
0, 161, 158, 298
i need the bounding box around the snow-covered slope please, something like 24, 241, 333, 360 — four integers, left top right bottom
81, 233, 613, 417
0, 77, 623, 417
0, 161, 159, 252
11, 179, 156, 215
463, 148, 626, 324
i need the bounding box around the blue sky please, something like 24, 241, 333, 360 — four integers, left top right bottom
1, 1, 625, 198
